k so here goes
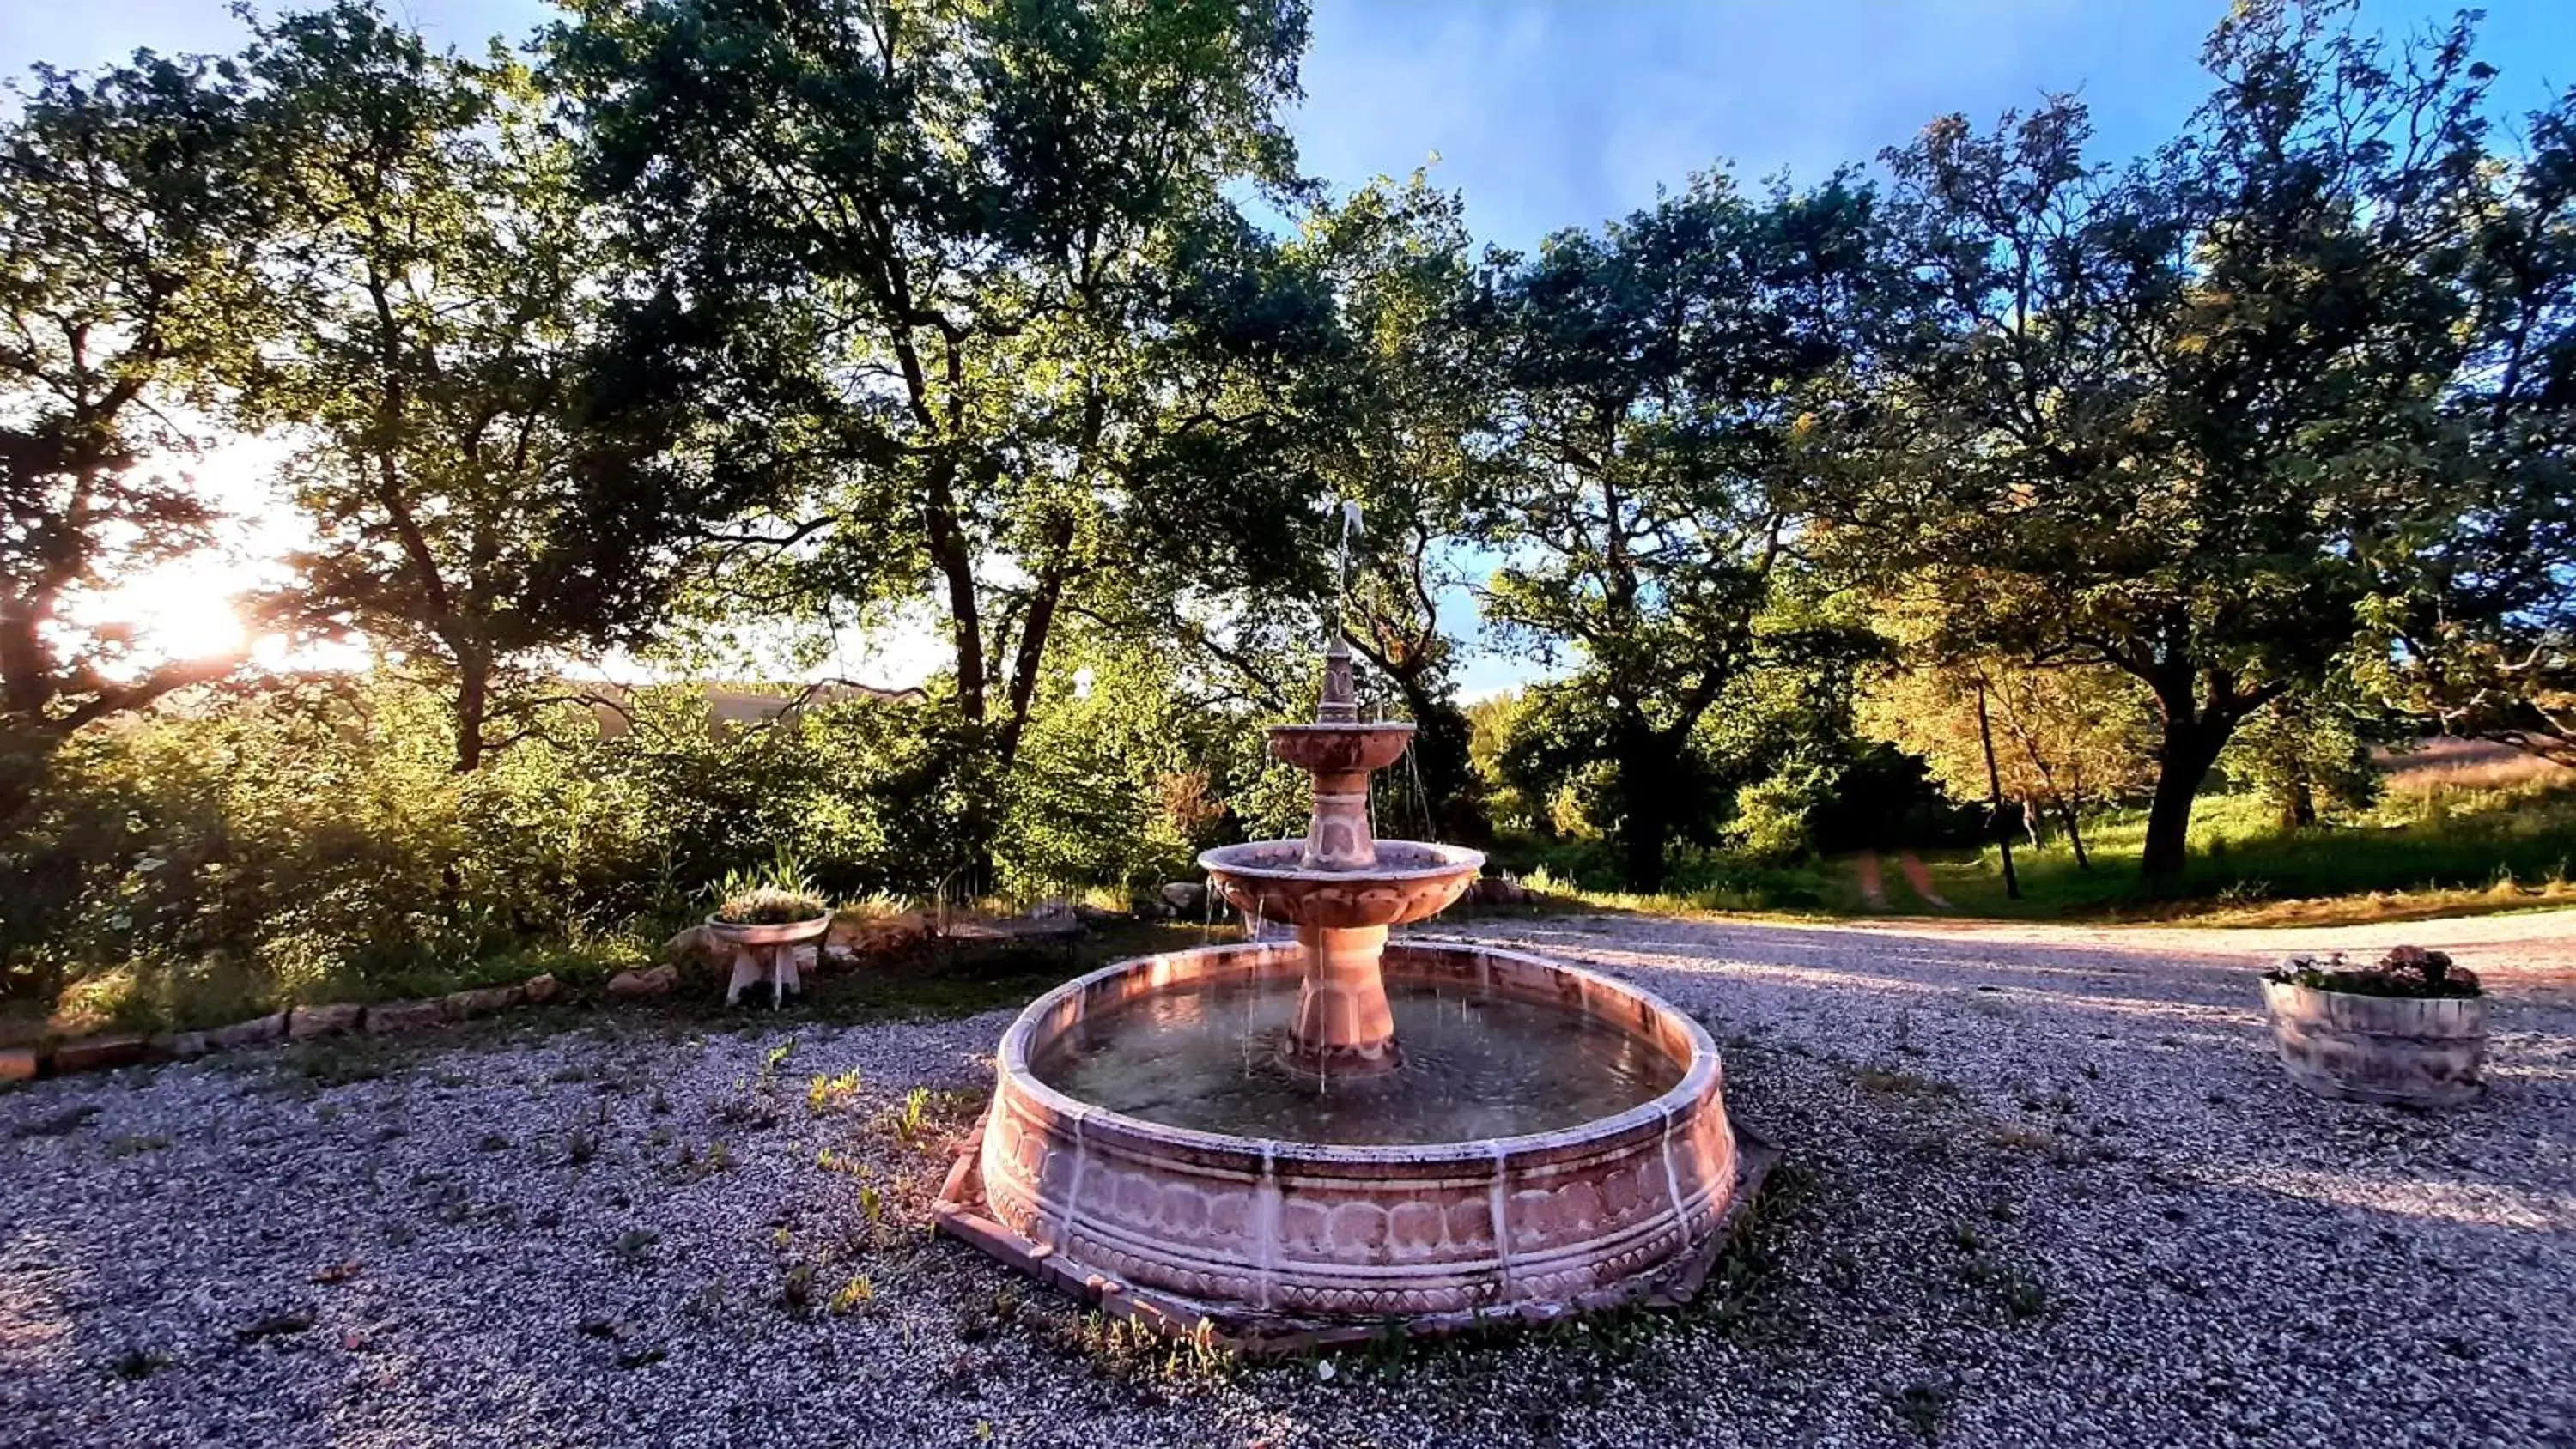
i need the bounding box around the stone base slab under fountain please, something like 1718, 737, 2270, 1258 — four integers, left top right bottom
933, 938, 1771, 1351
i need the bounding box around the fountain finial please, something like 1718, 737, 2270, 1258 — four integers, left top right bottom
1321, 499, 1364, 725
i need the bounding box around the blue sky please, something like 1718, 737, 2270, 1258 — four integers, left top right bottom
7, 1, 2571, 692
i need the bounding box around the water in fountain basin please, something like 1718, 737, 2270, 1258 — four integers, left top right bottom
1030, 978, 1681, 1145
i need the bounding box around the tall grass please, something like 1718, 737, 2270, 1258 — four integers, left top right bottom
1918, 765, 2576, 925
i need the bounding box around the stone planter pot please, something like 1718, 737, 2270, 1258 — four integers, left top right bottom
706, 914, 831, 1007
2261, 978, 2487, 1106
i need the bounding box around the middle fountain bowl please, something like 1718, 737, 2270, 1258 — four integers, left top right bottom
1196, 837, 1485, 930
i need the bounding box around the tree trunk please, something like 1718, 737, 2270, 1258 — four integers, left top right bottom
1622, 799, 1669, 894
1391, 672, 1485, 845
1976, 680, 2019, 900
1616, 721, 1677, 894
2281, 768, 2318, 829
2141, 715, 2232, 882
453, 658, 489, 773
2061, 802, 2091, 870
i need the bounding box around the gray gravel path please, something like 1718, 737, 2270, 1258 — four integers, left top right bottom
4, 911, 2572, 1449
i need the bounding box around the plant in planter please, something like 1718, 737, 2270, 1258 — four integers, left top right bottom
708, 853, 834, 1008
2261, 946, 2487, 1106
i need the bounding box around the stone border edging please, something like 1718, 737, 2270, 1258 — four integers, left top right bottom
0, 973, 562, 1083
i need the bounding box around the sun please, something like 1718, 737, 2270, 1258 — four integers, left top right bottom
80, 567, 250, 664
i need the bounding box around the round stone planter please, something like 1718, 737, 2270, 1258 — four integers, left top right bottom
706, 914, 831, 1007
2261, 978, 2487, 1107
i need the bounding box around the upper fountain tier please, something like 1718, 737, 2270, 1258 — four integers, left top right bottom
1197, 633, 1482, 929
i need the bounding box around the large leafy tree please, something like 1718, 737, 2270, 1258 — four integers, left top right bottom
2366, 75, 2576, 765
1475, 172, 1886, 889
237, 3, 730, 773
550, 0, 1330, 878
0, 52, 271, 822
1288, 173, 1494, 840
1829, 1, 2509, 880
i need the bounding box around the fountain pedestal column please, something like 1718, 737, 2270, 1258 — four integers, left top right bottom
1285, 924, 1397, 1074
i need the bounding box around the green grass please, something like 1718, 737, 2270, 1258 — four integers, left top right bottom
1492, 768, 2576, 929
1910, 780, 2576, 925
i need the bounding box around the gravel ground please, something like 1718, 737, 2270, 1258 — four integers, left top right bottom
3, 911, 2573, 1448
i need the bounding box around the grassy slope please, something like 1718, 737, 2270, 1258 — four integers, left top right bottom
1498, 747, 2576, 931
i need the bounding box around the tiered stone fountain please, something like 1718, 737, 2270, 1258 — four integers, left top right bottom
937, 624, 1752, 1349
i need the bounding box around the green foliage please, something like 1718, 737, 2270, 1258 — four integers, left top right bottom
549, 0, 1333, 877
236, 3, 745, 773
1820, 3, 2575, 879
1726, 762, 1839, 866
2220, 694, 2384, 828
0, 45, 274, 821
1473, 168, 1892, 888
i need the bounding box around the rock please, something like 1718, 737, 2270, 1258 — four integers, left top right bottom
1161, 882, 1208, 914
521, 973, 561, 1004
52, 1033, 149, 1074
440, 985, 522, 1021
288, 1003, 364, 1041
0, 1046, 39, 1082
363, 1000, 444, 1036
205, 1012, 288, 1052
147, 1031, 210, 1062
607, 964, 679, 998
829, 911, 932, 961
661, 925, 729, 973
1472, 876, 1531, 906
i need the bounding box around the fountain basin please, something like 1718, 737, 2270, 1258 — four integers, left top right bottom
939, 939, 1740, 1333
1199, 840, 1484, 929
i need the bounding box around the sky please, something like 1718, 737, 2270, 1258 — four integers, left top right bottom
7, 0, 2572, 692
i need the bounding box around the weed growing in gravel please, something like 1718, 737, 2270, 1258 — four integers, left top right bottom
14, 1104, 99, 1138
806, 1070, 862, 1113
270, 1039, 410, 1092
1961, 1257, 2050, 1321
111, 1347, 168, 1380
781, 1262, 817, 1313
1031, 1307, 1233, 1383
106, 1133, 170, 1156
829, 1274, 875, 1314
565, 1104, 608, 1165
889, 1087, 933, 1147
612, 1228, 658, 1265
1850, 1065, 1959, 1100
1890, 1381, 1948, 1440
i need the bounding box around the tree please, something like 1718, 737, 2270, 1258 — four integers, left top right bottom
1475, 171, 1886, 889
0, 51, 271, 824
1857, 657, 2158, 867
1290, 173, 1494, 840
2364, 76, 2576, 765
1830, 1, 2507, 881
550, 0, 1331, 880
236, 3, 734, 773
2221, 688, 2382, 828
